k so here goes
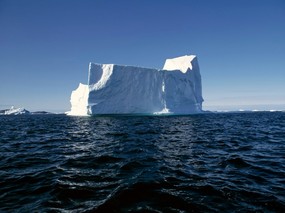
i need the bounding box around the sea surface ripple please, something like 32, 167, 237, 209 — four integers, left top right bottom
0, 112, 284, 212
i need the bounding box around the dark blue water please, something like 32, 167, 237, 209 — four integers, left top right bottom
0, 112, 284, 212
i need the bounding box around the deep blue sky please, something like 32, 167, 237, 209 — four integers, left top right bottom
1, 0, 284, 112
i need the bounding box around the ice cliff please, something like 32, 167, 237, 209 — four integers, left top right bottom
67, 55, 204, 116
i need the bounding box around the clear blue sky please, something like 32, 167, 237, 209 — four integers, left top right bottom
0, 0, 284, 112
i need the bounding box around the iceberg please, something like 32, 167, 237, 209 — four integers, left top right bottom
3, 106, 30, 115
67, 55, 204, 116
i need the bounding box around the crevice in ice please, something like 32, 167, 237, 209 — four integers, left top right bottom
153, 77, 171, 115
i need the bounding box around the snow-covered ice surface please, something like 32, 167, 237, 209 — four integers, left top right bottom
67, 55, 204, 116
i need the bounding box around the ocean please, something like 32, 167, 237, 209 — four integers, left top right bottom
0, 112, 284, 212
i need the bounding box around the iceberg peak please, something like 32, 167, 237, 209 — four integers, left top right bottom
163, 55, 196, 73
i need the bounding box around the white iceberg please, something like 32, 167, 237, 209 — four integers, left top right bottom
4, 106, 30, 115
67, 55, 204, 116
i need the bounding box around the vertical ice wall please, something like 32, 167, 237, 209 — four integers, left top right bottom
67, 83, 89, 116
163, 55, 203, 113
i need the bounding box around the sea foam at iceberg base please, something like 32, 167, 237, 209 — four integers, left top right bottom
67, 55, 204, 116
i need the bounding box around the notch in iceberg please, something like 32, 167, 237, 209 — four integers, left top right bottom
67, 55, 204, 116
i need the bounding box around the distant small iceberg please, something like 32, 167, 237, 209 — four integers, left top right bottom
0, 106, 53, 115
2, 106, 30, 115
